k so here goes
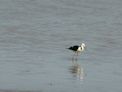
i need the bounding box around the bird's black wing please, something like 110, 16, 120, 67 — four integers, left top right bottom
68, 45, 79, 51
72, 45, 79, 49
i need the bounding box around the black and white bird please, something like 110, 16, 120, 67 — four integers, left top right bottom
68, 43, 86, 59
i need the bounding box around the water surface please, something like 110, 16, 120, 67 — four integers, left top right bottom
0, 0, 122, 92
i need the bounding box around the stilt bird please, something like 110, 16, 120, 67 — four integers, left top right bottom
68, 43, 86, 60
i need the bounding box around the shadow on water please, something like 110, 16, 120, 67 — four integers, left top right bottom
69, 59, 84, 80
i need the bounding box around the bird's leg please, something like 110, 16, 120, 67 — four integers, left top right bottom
73, 51, 78, 61
73, 52, 78, 61
76, 51, 79, 56
72, 52, 76, 61
72, 52, 78, 63
75, 52, 79, 61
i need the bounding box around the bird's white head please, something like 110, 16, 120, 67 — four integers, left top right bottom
81, 43, 86, 48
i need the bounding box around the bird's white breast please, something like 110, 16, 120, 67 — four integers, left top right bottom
77, 46, 84, 52
77, 47, 82, 52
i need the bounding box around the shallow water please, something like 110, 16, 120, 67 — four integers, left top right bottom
0, 0, 122, 92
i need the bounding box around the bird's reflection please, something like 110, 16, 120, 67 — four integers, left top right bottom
69, 59, 84, 80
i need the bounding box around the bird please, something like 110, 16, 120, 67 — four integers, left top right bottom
67, 43, 86, 60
